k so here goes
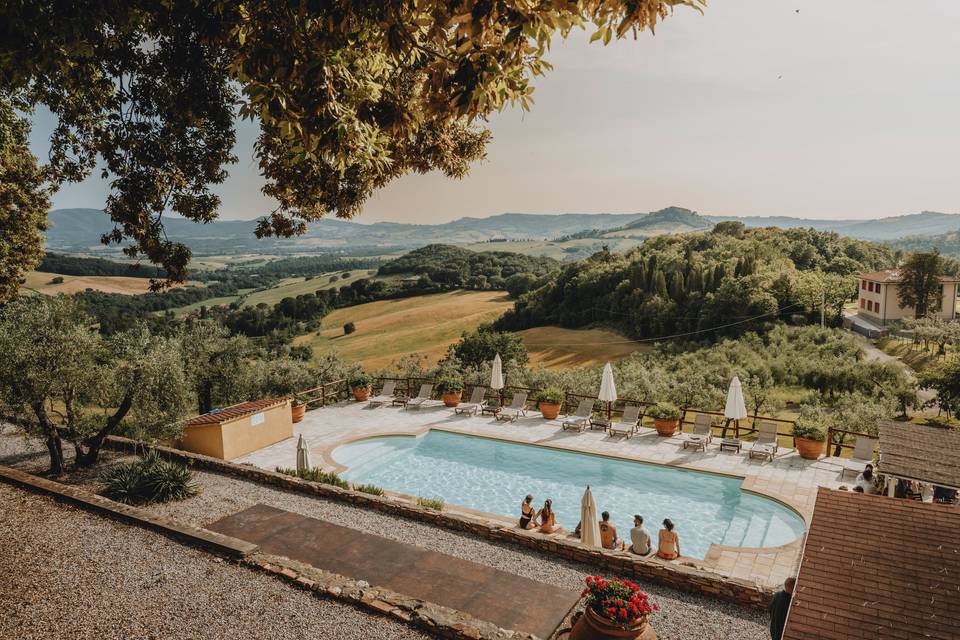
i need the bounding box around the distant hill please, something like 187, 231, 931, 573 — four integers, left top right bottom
44, 206, 960, 259
889, 229, 960, 258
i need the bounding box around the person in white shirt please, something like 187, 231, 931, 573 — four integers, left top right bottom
629, 514, 653, 556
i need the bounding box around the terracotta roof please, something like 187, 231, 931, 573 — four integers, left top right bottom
185, 397, 288, 427
784, 488, 960, 640
860, 269, 960, 283
878, 421, 960, 489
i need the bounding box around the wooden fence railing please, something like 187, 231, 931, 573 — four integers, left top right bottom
826, 426, 864, 458
298, 376, 798, 439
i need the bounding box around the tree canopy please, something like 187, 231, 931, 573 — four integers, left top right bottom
0, 0, 703, 290
896, 251, 945, 319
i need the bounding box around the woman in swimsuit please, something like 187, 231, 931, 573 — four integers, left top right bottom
518, 494, 536, 529
537, 499, 561, 534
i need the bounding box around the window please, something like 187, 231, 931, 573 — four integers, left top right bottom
860, 298, 865, 309
861, 280, 866, 290
867, 300, 874, 312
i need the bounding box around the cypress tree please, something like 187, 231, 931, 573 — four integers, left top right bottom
652, 269, 669, 298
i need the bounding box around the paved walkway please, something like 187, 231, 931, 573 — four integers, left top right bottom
209, 504, 581, 639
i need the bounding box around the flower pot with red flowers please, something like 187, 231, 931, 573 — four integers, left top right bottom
792, 418, 825, 460
436, 376, 465, 407
349, 373, 372, 402
571, 575, 658, 640
648, 403, 682, 437
291, 396, 307, 423
536, 387, 565, 420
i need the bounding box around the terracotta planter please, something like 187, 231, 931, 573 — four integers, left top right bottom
291, 404, 306, 423
795, 437, 824, 460
570, 607, 656, 640
653, 418, 679, 437
539, 402, 562, 420
442, 391, 462, 407
352, 387, 370, 402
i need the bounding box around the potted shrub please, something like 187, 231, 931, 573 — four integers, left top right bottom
436, 376, 465, 407
793, 417, 826, 460
648, 402, 682, 437
570, 575, 658, 640
349, 372, 373, 402
536, 386, 565, 420
291, 395, 307, 423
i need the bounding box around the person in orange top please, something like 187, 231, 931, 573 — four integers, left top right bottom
657, 518, 680, 560
537, 499, 561, 534
598, 511, 623, 550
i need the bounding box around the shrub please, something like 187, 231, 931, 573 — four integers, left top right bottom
102, 451, 198, 505
275, 466, 350, 489
354, 483, 385, 496
648, 402, 682, 421
341, 272, 351, 279
417, 496, 444, 511
349, 371, 372, 390
343, 321, 356, 335
536, 386, 565, 405
435, 375, 465, 394
48, 276, 65, 284
793, 417, 826, 441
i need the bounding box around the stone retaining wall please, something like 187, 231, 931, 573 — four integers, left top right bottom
105, 436, 774, 609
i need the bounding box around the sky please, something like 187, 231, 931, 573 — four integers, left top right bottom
28, 0, 960, 224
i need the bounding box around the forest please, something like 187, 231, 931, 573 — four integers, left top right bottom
497, 224, 897, 340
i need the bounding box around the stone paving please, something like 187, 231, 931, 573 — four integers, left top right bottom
236, 400, 853, 587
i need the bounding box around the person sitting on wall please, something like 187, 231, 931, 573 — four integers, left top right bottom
657, 519, 680, 560
518, 494, 537, 529
629, 514, 653, 556
598, 511, 622, 550
537, 499, 561, 534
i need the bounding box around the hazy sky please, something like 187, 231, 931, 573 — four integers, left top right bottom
29, 0, 960, 223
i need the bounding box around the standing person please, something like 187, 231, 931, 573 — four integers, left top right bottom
537, 499, 561, 533
629, 514, 652, 556
657, 519, 680, 560
518, 495, 536, 529
856, 464, 877, 494
598, 511, 621, 549
769, 576, 795, 639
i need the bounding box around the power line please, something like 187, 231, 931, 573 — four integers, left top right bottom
520, 302, 804, 346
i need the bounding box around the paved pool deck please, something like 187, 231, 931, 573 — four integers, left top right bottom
236, 401, 852, 588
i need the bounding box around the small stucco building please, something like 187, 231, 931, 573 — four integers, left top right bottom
180, 398, 292, 460
857, 269, 959, 325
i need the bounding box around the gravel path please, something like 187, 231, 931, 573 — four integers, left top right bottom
0, 430, 768, 639
0, 482, 434, 640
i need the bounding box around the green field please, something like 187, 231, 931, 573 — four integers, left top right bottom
462, 237, 642, 261
241, 270, 376, 307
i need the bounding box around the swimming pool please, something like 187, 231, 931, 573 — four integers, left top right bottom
332, 430, 806, 559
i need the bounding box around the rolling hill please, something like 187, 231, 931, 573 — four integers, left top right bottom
44, 206, 960, 260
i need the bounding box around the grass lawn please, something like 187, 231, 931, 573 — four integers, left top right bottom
294, 290, 514, 369
241, 270, 377, 307
22, 271, 199, 296
876, 336, 946, 373
516, 326, 648, 368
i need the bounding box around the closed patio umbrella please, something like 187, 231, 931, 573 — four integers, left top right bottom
723, 376, 749, 438
491, 353, 504, 406
598, 362, 617, 420
296, 434, 312, 474
579, 486, 602, 548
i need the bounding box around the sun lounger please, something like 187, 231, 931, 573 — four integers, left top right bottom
454, 386, 487, 415
683, 414, 714, 451
608, 405, 642, 438
837, 436, 877, 479
368, 380, 397, 406
748, 421, 779, 462
495, 392, 528, 422
402, 383, 434, 409
561, 398, 595, 432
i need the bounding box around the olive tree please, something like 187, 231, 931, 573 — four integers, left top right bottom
1, 0, 703, 290
0, 296, 190, 473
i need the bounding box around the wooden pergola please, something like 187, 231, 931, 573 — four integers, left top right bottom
877, 420, 960, 494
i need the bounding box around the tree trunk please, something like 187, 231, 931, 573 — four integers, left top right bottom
198, 382, 213, 415
75, 393, 134, 468
31, 403, 65, 475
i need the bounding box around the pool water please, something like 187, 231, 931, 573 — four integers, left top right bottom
332, 430, 805, 559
